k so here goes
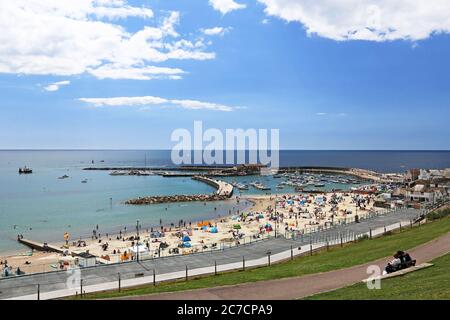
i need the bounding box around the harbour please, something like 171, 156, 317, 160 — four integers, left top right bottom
1, 150, 449, 256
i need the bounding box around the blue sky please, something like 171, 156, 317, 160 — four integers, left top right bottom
1, 0, 450, 150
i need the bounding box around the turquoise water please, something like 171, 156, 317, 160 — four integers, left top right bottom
1, 149, 448, 254
220, 174, 363, 196
0, 151, 249, 254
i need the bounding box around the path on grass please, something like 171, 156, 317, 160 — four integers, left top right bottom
125, 231, 450, 300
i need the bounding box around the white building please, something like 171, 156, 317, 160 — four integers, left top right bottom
405, 184, 446, 203
418, 169, 431, 180
445, 168, 450, 179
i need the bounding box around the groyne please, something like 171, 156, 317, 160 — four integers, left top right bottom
125, 176, 234, 205
18, 238, 64, 254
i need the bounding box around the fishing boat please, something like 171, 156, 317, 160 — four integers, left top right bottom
18, 166, 32, 174
58, 174, 69, 179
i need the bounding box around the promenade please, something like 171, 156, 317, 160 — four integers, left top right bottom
0, 207, 422, 300
136, 232, 450, 300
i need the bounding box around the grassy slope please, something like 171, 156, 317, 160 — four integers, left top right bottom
79, 217, 450, 299
305, 253, 450, 300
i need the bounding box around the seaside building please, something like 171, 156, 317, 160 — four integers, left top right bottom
405, 184, 447, 204
405, 169, 420, 182
76, 252, 97, 268
445, 168, 450, 179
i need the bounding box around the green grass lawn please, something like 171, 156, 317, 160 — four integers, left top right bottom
77, 217, 450, 299
304, 253, 450, 300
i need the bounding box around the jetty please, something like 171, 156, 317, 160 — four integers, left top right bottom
18, 238, 64, 254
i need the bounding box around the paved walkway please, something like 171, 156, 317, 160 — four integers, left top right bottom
0, 208, 422, 299
124, 231, 450, 300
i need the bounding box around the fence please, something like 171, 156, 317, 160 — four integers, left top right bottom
0, 207, 428, 300
1, 205, 429, 278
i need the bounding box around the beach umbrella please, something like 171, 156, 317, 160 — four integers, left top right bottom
182, 235, 191, 242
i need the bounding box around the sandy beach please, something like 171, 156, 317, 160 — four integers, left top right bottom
1, 192, 380, 275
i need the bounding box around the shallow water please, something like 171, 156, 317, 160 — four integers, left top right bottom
1, 150, 448, 254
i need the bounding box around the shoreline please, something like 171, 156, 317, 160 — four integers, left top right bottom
1, 191, 382, 275
0, 197, 255, 258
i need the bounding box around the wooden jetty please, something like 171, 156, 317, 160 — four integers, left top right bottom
18, 238, 64, 254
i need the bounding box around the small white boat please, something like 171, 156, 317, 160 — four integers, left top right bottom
315, 183, 325, 187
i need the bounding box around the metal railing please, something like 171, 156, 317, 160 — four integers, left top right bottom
1, 206, 419, 280
0, 208, 428, 300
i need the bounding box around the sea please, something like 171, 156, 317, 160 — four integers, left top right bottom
1, 150, 449, 254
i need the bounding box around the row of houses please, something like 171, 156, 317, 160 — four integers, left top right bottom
403, 168, 450, 204
372, 168, 449, 209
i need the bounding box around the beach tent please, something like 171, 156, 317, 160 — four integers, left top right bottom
210, 227, 218, 233
129, 244, 149, 254
182, 235, 191, 242
183, 242, 192, 248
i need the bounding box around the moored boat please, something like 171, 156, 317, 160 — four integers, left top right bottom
18, 166, 32, 174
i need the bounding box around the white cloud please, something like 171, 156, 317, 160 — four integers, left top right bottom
257, 0, 450, 41
79, 96, 237, 111
79, 96, 169, 107
170, 99, 235, 112
202, 27, 231, 36
209, 0, 246, 14
316, 112, 348, 117
88, 64, 186, 80
0, 1, 215, 80
44, 80, 71, 92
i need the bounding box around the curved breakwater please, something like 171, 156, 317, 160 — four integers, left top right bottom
125, 176, 234, 205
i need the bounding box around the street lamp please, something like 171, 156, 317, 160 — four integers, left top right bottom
274, 200, 278, 238
136, 219, 140, 262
